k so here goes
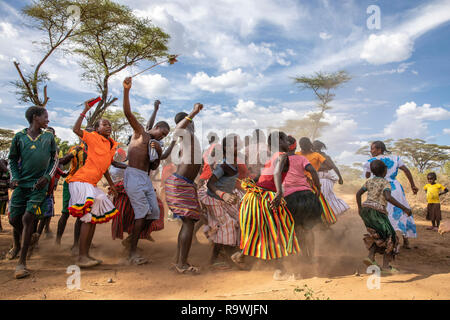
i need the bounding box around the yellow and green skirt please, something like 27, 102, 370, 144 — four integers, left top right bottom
239, 179, 300, 260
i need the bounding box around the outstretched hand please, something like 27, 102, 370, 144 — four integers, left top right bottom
154, 100, 161, 109
83, 98, 98, 111
411, 185, 418, 195
123, 77, 132, 90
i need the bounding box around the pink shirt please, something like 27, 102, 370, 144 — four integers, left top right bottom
282, 155, 311, 197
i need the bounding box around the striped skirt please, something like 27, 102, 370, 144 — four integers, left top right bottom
199, 186, 242, 246
239, 179, 300, 260
309, 179, 337, 225
111, 182, 164, 240
318, 170, 349, 216
68, 181, 118, 224
164, 174, 202, 220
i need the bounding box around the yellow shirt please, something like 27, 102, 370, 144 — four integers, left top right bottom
424, 183, 445, 204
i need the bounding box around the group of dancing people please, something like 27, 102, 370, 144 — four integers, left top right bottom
1, 76, 448, 279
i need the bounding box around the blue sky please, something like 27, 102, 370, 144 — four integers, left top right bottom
0, 0, 449, 165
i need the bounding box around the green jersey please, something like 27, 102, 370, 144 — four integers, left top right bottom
9, 128, 57, 188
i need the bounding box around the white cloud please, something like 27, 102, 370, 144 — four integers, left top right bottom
355, 87, 365, 93
129, 74, 171, 100
363, 62, 415, 77
191, 69, 252, 93
52, 126, 78, 144
443, 128, 450, 135
0, 22, 18, 38
319, 32, 332, 40
361, 33, 414, 65
360, 1, 450, 65
383, 102, 450, 139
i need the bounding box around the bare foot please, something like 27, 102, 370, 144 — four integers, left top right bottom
6, 246, 20, 260
77, 256, 100, 268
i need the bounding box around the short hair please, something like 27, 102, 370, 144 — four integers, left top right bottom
299, 137, 312, 152
207, 132, 219, 144
313, 140, 326, 152
154, 121, 170, 131
25, 106, 46, 124
427, 172, 437, 180
252, 129, 266, 144
370, 159, 387, 177
222, 134, 238, 156
287, 135, 296, 146
267, 131, 287, 147
175, 112, 188, 124
372, 141, 390, 154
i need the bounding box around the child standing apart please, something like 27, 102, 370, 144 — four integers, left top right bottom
68, 99, 119, 268
356, 160, 412, 274
424, 172, 448, 231
8, 106, 58, 278
0, 159, 10, 232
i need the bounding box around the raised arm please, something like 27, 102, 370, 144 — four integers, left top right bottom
175, 103, 204, 131
145, 100, 160, 131
123, 77, 145, 136
73, 99, 96, 138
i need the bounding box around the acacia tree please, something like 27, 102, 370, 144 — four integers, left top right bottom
72, 0, 171, 127
102, 109, 145, 143
393, 138, 450, 173
11, 0, 98, 107
292, 70, 351, 140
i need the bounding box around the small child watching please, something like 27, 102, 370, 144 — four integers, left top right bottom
424, 172, 448, 231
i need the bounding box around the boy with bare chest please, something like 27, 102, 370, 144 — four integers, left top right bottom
122, 77, 170, 264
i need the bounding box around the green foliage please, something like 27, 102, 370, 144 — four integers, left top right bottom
288, 70, 351, 140
356, 139, 449, 173
393, 138, 450, 173
12, 0, 96, 107
293, 284, 330, 300
0, 128, 15, 159
72, 0, 171, 126
54, 136, 73, 156
102, 109, 145, 143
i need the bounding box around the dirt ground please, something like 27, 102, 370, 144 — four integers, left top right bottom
0, 188, 449, 300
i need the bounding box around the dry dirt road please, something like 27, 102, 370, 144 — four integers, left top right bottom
0, 190, 449, 300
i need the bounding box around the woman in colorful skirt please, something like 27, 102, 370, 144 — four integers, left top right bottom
284, 136, 322, 261
357, 160, 412, 274
232, 131, 300, 277
312, 140, 349, 216
363, 141, 418, 249
296, 137, 337, 225
198, 134, 246, 269
68, 99, 119, 268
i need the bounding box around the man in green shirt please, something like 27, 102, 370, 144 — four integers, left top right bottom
8, 106, 57, 279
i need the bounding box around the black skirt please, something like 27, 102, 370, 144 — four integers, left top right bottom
285, 190, 322, 230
